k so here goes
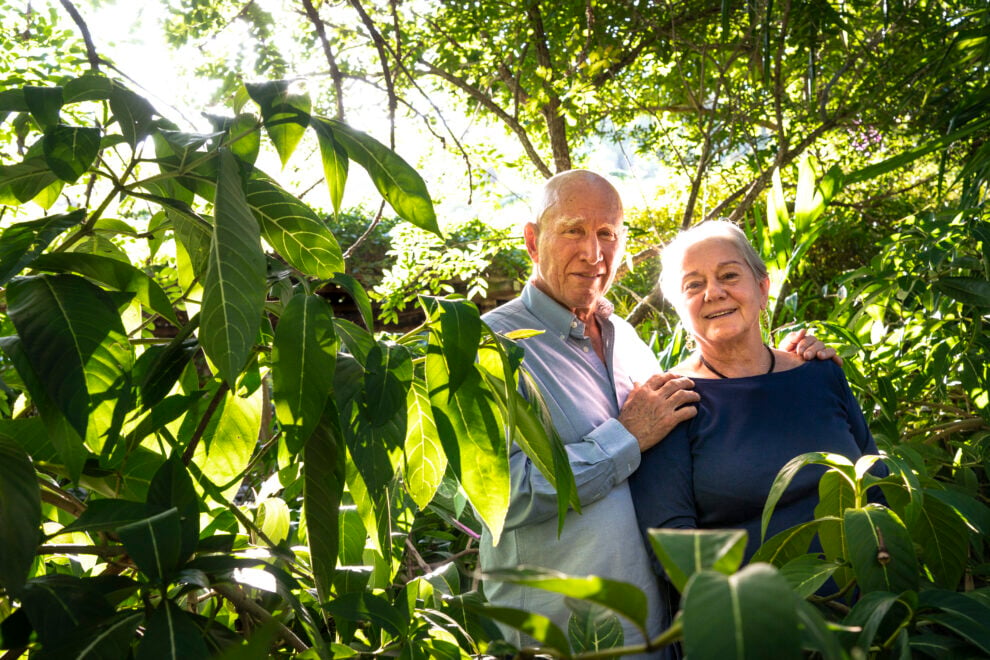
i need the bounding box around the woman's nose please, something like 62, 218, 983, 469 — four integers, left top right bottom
704, 281, 725, 300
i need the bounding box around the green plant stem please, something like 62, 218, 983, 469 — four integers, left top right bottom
39, 482, 86, 516
212, 582, 309, 652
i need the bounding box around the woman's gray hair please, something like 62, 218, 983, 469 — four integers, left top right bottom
659, 219, 769, 303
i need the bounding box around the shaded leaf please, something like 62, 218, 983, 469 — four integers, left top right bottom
136, 599, 210, 660
117, 508, 183, 583
326, 274, 372, 332
682, 564, 802, 660
0, 435, 42, 597
42, 124, 101, 182
778, 554, 838, 598
421, 296, 479, 397
20, 576, 116, 647
36, 610, 143, 660
843, 505, 919, 594
24, 85, 63, 130
108, 84, 156, 148
567, 600, 624, 657
0, 209, 83, 285
147, 454, 200, 564
910, 493, 969, 589
647, 528, 747, 593
917, 590, 990, 655
305, 409, 345, 604
32, 252, 178, 324
200, 149, 266, 386
935, 276, 990, 308
0, 156, 62, 206
57, 499, 148, 535
467, 604, 571, 658
272, 294, 337, 452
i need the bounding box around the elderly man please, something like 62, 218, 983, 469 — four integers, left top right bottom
479, 170, 832, 656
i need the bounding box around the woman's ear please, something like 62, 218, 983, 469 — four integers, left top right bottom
760, 276, 771, 305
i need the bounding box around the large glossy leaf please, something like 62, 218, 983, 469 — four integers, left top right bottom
200, 149, 266, 386
0, 156, 62, 206
0, 337, 89, 482
32, 252, 178, 324
843, 591, 914, 653
19, 576, 116, 648
245, 80, 310, 167
762, 452, 855, 542
926, 488, 990, 536
7, 274, 133, 441
272, 294, 337, 452
223, 112, 261, 164
361, 342, 412, 430
647, 528, 747, 593
567, 600, 624, 656
403, 380, 445, 510
843, 505, 919, 594
426, 338, 508, 545
326, 274, 373, 331
777, 554, 839, 598
35, 610, 143, 660
682, 564, 802, 660
134, 322, 199, 408
484, 566, 648, 634
909, 493, 969, 589
470, 605, 571, 657
117, 508, 183, 583
246, 178, 344, 277
108, 84, 156, 148
305, 409, 345, 604
147, 454, 200, 565
0, 209, 83, 285
57, 498, 149, 535
421, 296, 480, 397
0, 435, 41, 597
24, 85, 63, 130
42, 125, 101, 182
189, 386, 262, 499
750, 519, 821, 567
315, 117, 440, 236
136, 600, 210, 660
63, 73, 115, 102
917, 590, 990, 655
934, 276, 990, 308
312, 117, 348, 215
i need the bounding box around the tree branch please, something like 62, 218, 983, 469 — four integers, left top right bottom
348, 0, 397, 147
299, 0, 345, 119
58, 0, 102, 71
526, 3, 571, 173
213, 582, 309, 652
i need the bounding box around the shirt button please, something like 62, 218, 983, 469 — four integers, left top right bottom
560, 334, 566, 340
570, 321, 577, 328
583, 346, 589, 353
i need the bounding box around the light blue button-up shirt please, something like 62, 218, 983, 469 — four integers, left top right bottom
480, 283, 665, 656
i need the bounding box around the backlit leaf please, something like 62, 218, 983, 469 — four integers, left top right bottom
42, 125, 101, 182
0, 209, 84, 285
312, 118, 349, 215
200, 149, 266, 386
245, 80, 310, 167
403, 380, 445, 510
118, 508, 183, 583
24, 85, 63, 130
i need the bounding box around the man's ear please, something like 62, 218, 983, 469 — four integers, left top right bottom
524, 222, 540, 262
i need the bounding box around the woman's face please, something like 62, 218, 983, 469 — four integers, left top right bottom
674, 238, 770, 349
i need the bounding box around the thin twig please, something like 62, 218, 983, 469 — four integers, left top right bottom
213, 582, 310, 652
58, 0, 103, 71
181, 381, 231, 465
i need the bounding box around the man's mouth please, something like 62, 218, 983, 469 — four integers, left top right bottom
705, 309, 736, 319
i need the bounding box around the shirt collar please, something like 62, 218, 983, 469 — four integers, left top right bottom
521, 282, 614, 339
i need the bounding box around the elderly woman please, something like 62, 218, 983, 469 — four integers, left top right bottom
630, 220, 887, 563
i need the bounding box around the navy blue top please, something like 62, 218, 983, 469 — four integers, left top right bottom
630, 359, 887, 563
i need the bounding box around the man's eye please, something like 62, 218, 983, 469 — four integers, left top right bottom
598, 231, 617, 241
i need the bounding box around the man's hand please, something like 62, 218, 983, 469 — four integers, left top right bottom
779, 327, 842, 365
619, 372, 699, 452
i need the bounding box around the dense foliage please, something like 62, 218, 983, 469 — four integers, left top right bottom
0, 0, 988, 658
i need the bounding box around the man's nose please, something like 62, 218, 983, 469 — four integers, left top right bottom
580, 233, 603, 263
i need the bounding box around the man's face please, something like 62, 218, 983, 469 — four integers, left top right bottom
524, 180, 625, 318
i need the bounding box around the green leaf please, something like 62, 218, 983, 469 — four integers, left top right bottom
317, 117, 440, 236
333, 317, 375, 362
777, 554, 838, 598
917, 590, 990, 655
926, 488, 990, 536
24, 85, 63, 130
762, 452, 855, 542
57, 498, 149, 535
910, 493, 970, 589
403, 380, 445, 510
362, 342, 412, 429
469, 605, 571, 657
312, 117, 349, 215
7, 274, 133, 441
421, 297, 480, 397
323, 591, 409, 637
134, 325, 199, 408
19, 576, 116, 648
147, 454, 200, 565
843, 505, 919, 594
256, 497, 291, 545
326, 274, 373, 331
189, 386, 262, 499
750, 519, 821, 567
843, 591, 915, 652
272, 294, 337, 451
245, 80, 310, 167
795, 600, 846, 660
246, 178, 344, 277
305, 410, 345, 604
108, 84, 156, 148
485, 566, 648, 634
42, 124, 101, 182
0, 435, 41, 597
0, 209, 83, 285
225, 112, 261, 165
63, 73, 115, 102
117, 508, 184, 583
682, 564, 803, 660
32, 252, 178, 324
647, 528, 747, 593
0, 156, 62, 206
0, 87, 28, 112
567, 600, 624, 656
200, 149, 267, 386
38, 610, 143, 660
934, 276, 990, 308
136, 600, 210, 660
426, 340, 508, 545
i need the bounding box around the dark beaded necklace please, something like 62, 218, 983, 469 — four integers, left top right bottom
699, 344, 775, 379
